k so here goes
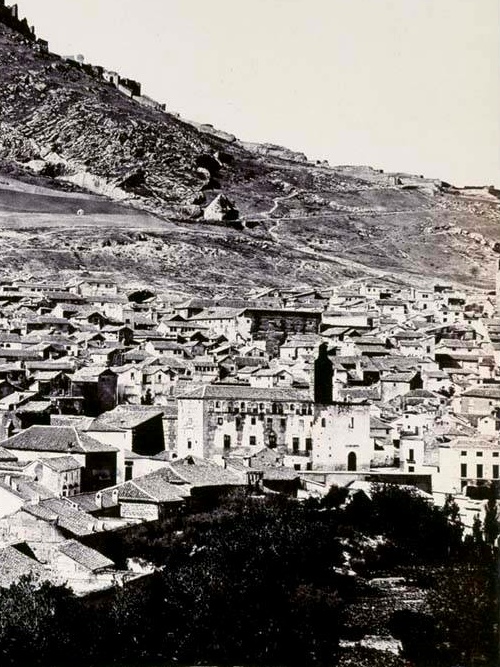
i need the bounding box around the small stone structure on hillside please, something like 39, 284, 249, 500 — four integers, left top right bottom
203, 194, 239, 223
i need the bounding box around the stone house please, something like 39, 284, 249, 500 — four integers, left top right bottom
459, 385, 500, 417
0, 426, 118, 492
380, 371, 422, 403
434, 436, 500, 494
70, 367, 118, 416
0, 498, 102, 564
116, 467, 189, 520
51, 539, 116, 594
309, 401, 372, 471
86, 405, 166, 475
70, 278, 119, 298
24, 456, 82, 497
249, 368, 294, 389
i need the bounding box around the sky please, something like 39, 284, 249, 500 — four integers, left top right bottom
18, 0, 500, 186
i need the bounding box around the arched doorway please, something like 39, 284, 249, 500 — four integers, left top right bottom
347, 452, 357, 471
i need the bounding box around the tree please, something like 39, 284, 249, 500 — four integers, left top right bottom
0, 576, 82, 666
426, 564, 497, 666
483, 484, 499, 547
141, 388, 154, 405
472, 513, 483, 544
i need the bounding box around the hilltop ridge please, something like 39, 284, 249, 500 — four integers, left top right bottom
0, 11, 499, 293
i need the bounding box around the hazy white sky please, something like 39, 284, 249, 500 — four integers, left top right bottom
18, 0, 500, 186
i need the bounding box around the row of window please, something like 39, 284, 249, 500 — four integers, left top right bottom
211, 401, 312, 414
213, 414, 354, 429
220, 434, 313, 451
460, 464, 499, 479
460, 450, 499, 457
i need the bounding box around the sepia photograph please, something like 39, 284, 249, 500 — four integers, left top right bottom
0, 1, 498, 665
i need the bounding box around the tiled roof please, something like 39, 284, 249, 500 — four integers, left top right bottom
0, 446, 17, 462
179, 384, 310, 402
461, 386, 500, 399
36, 498, 100, 536
444, 436, 500, 451
338, 387, 379, 401
189, 307, 242, 321
118, 467, 189, 503
71, 366, 108, 382
57, 539, 114, 571
0, 546, 48, 588
262, 467, 300, 481
88, 405, 165, 431
170, 456, 244, 487
16, 401, 52, 413
42, 456, 82, 473
381, 372, 417, 382
1, 426, 118, 454
370, 416, 391, 430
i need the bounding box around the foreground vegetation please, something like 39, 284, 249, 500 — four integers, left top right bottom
0, 485, 497, 667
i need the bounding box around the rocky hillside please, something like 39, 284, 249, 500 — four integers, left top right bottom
0, 20, 499, 294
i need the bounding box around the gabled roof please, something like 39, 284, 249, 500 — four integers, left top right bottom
461, 385, 500, 399
25, 498, 100, 536
178, 384, 310, 402
1, 426, 118, 454
118, 467, 188, 503
40, 456, 82, 473
170, 456, 244, 487
0, 545, 48, 588
381, 372, 418, 383
88, 405, 166, 432
57, 539, 114, 571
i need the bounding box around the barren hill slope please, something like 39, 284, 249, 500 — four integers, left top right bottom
0, 20, 498, 294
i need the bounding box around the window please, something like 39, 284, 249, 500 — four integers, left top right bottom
223, 435, 231, 450
187, 440, 192, 450
305, 438, 312, 452
321, 417, 326, 427
460, 451, 467, 456
292, 437, 300, 453
259, 403, 265, 412
249, 436, 256, 446
280, 418, 286, 428
290, 404, 295, 411
217, 417, 223, 425
460, 463, 467, 478
476, 451, 483, 457
267, 418, 273, 426
409, 448, 414, 462
216, 401, 220, 408
241, 402, 246, 411
476, 464, 483, 479
493, 452, 499, 458
272, 403, 278, 415
493, 465, 499, 480
251, 417, 256, 425
408, 466, 414, 473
